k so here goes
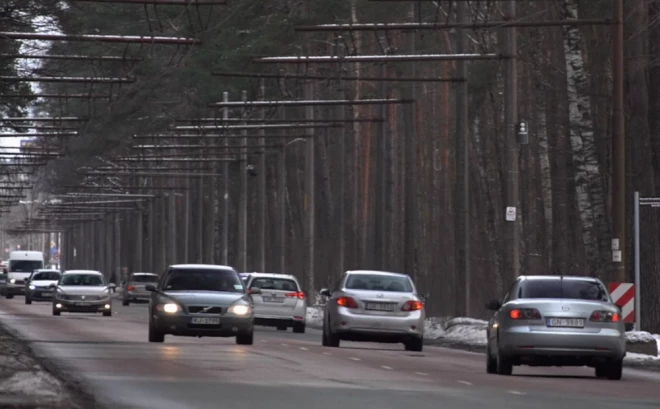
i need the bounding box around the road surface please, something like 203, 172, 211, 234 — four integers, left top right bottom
0, 298, 659, 409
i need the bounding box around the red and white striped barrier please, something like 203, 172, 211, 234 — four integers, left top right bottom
608, 282, 635, 323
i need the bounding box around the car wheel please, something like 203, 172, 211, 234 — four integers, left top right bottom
293, 322, 306, 334
148, 322, 165, 343
236, 331, 254, 345
486, 343, 497, 374
52, 307, 60, 316
496, 349, 513, 375
325, 320, 340, 348
605, 359, 623, 380
25, 297, 31, 305
404, 337, 423, 352
276, 325, 288, 331
122, 299, 129, 306
5, 293, 13, 299
103, 311, 112, 317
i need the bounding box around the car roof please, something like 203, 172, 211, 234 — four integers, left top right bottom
346, 270, 409, 278
132, 272, 158, 276
34, 269, 60, 273
169, 264, 236, 271
63, 270, 103, 275
518, 275, 602, 282
245, 272, 298, 280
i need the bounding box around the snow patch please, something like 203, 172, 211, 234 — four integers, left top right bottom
627, 331, 656, 344
0, 370, 63, 397
306, 307, 323, 328
442, 317, 488, 346
625, 352, 660, 362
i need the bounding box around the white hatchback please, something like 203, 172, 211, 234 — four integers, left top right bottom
245, 273, 307, 333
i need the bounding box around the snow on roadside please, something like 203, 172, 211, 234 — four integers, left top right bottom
627, 331, 656, 344
0, 370, 63, 397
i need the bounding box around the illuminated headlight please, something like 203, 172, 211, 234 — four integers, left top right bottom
157, 303, 180, 314
228, 304, 251, 316
29, 285, 35, 290
104, 304, 111, 309
9, 279, 15, 284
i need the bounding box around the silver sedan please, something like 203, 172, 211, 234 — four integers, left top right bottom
320, 270, 425, 351
486, 275, 626, 380
52, 270, 113, 316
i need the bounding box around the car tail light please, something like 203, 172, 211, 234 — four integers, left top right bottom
590, 310, 619, 322
401, 300, 423, 311
336, 296, 358, 309
127, 285, 135, 291
509, 308, 542, 320
286, 292, 305, 300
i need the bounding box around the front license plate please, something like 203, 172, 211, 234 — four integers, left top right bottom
40, 292, 53, 297
547, 318, 585, 328
262, 296, 285, 303
75, 302, 91, 306
365, 302, 396, 312
191, 317, 220, 325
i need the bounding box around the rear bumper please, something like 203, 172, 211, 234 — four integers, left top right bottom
152, 313, 253, 337
499, 326, 626, 360
124, 291, 150, 302
331, 307, 424, 340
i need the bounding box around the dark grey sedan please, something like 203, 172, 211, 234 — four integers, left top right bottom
146, 264, 260, 345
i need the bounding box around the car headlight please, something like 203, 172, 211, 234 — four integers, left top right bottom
228, 304, 251, 316
29, 285, 35, 290
9, 279, 15, 284
157, 303, 181, 314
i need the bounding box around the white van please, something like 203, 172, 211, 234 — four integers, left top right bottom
5, 251, 44, 299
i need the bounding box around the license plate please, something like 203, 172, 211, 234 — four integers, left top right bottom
191, 317, 220, 325
365, 302, 396, 311
262, 296, 285, 303
75, 302, 91, 306
547, 318, 585, 328
40, 292, 53, 297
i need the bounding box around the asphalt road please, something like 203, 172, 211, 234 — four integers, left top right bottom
0, 297, 659, 409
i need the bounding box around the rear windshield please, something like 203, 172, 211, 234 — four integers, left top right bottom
10, 260, 44, 273
345, 274, 413, 292
61, 274, 105, 287
163, 269, 243, 293
32, 271, 61, 281
131, 275, 159, 283
249, 277, 299, 291
519, 279, 609, 301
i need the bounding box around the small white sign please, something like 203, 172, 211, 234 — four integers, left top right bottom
612, 250, 622, 262
611, 239, 620, 250
505, 206, 516, 222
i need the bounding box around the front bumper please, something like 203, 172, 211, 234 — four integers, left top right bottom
499, 326, 626, 360
331, 307, 424, 341
27, 288, 55, 301
6, 284, 26, 295
152, 313, 254, 337
54, 299, 112, 313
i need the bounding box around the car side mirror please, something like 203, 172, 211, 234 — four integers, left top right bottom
319, 288, 332, 297
248, 287, 261, 295
145, 284, 157, 292
486, 300, 502, 311
420, 293, 430, 302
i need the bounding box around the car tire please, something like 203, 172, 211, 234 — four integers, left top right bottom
486, 344, 497, 374
148, 323, 165, 343
276, 325, 288, 331
496, 349, 513, 375
323, 320, 340, 348
103, 311, 112, 317
293, 323, 306, 334
605, 359, 623, 380
25, 297, 31, 305
236, 332, 254, 345
5, 293, 13, 299
122, 299, 129, 306
404, 337, 423, 352
52, 307, 60, 316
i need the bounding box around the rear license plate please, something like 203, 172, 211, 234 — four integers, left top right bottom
547, 318, 585, 328
262, 296, 285, 303
75, 302, 91, 306
365, 302, 396, 311
191, 317, 220, 325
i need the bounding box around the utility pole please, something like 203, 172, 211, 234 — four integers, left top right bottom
222, 91, 230, 265
258, 79, 267, 272
303, 0, 316, 296
238, 90, 248, 272
455, 0, 470, 316
611, 0, 625, 282
404, 2, 417, 278
338, 39, 346, 276
502, 0, 520, 280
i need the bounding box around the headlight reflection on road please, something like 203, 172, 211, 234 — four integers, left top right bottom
160, 346, 181, 360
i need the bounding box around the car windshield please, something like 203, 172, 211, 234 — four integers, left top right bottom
10, 260, 44, 273
131, 275, 159, 283
249, 277, 299, 291
519, 279, 609, 301
163, 269, 243, 292
345, 274, 413, 292
32, 271, 61, 281
61, 274, 105, 287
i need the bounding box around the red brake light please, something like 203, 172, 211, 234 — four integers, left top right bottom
336, 296, 358, 308
285, 292, 305, 300
590, 310, 619, 322
127, 285, 135, 291
401, 300, 423, 311
509, 308, 541, 320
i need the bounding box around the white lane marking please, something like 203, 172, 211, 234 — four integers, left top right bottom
381, 365, 393, 370
415, 372, 428, 376
349, 357, 361, 361
322, 352, 332, 355
509, 390, 526, 395
299, 347, 309, 351
280, 343, 288, 346
457, 380, 472, 386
